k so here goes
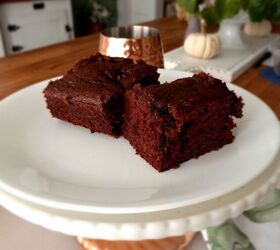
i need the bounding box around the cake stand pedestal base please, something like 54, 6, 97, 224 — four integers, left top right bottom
77, 233, 196, 250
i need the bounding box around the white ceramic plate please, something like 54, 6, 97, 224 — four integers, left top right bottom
0, 69, 279, 214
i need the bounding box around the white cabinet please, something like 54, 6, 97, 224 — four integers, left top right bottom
0, 0, 74, 55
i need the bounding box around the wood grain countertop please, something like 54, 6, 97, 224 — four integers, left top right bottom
0, 16, 279, 118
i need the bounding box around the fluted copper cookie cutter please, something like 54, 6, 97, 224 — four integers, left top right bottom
99, 25, 164, 68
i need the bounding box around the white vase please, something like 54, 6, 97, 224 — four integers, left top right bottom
218, 14, 248, 49
185, 15, 201, 39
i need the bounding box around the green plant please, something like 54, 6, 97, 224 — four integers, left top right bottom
177, 0, 246, 25
176, 0, 204, 15
201, 0, 247, 26
177, 0, 280, 26
245, 0, 280, 23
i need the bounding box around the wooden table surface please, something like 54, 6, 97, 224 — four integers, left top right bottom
0, 16, 279, 118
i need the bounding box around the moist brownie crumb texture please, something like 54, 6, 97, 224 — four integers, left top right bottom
123, 72, 243, 172
43, 54, 159, 137
44, 54, 243, 172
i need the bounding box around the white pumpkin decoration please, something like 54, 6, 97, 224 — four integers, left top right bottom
184, 32, 220, 59
244, 20, 272, 37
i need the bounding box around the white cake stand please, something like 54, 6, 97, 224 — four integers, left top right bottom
0, 152, 279, 241
0, 70, 279, 249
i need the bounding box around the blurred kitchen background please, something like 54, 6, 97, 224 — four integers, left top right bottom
0, 0, 175, 57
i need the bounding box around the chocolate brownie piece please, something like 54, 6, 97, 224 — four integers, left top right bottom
123, 72, 243, 172
44, 74, 123, 136
71, 54, 159, 89
43, 53, 159, 137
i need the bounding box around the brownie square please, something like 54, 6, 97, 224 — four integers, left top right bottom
71, 54, 159, 89
43, 53, 159, 137
123, 72, 243, 172
44, 74, 123, 136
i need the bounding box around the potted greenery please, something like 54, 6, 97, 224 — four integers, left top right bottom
200, 0, 249, 48
176, 0, 248, 54
176, 0, 247, 33
176, 0, 221, 59
243, 0, 280, 37
177, 0, 280, 48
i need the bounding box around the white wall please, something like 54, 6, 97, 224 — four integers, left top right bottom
0, 29, 5, 57
130, 0, 163, 24
118, 0, 164, 26
117, 0, 132, 26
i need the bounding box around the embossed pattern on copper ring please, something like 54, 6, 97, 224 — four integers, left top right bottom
99, 26, 164, 68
